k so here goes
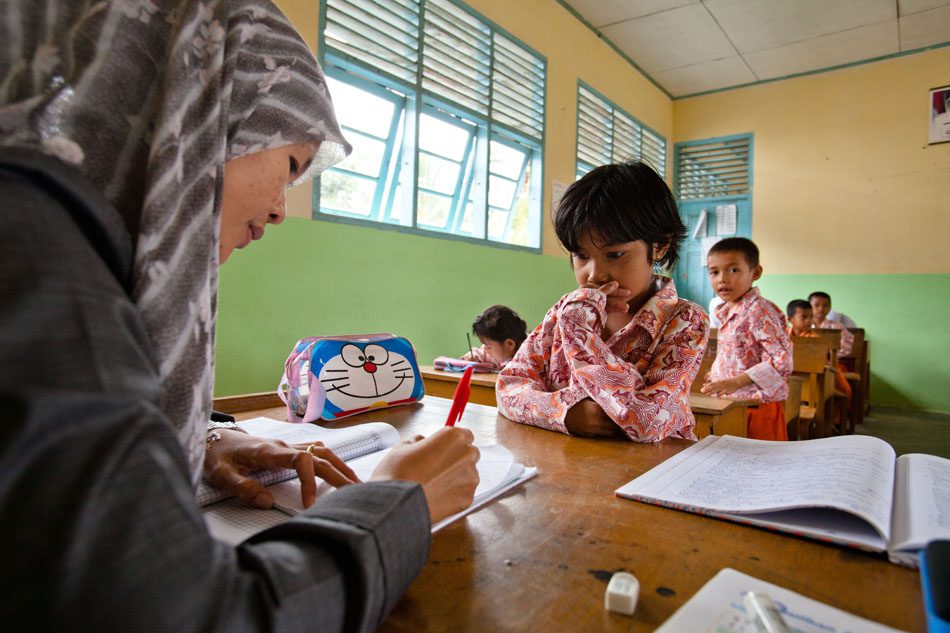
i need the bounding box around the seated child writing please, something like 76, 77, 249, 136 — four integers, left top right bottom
788, 299, 853, 417
496, 161, 709, 442
462, 305, 528, 370
808, 291, 855, 358
701, 238, 792, 441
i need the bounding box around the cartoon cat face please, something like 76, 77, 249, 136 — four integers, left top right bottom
318, 343, 416, 415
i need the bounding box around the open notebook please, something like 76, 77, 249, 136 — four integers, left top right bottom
202, 417, 537, 544
616, 434, 950, 567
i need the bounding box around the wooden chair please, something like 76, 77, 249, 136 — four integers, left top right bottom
785, 375, 806, 440
837, 327, 866, 433
812, 328, 852, 434
791, 336, 834, 438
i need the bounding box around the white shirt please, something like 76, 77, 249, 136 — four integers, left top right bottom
708, 295, 724, 329
826, 309, 856, 328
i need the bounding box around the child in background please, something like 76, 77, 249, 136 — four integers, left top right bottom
702, 238, 792, 440
497, 161, 708, 442
787, 299, 853, 426
809, 291, 856, 328
462, 305, 528, 370
809, 291, 855, 357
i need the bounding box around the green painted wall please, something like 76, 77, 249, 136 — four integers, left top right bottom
214, 218, 575, 396
757, 274, 950, 413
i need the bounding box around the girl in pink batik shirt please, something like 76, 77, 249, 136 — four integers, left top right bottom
497, 161, 709, 442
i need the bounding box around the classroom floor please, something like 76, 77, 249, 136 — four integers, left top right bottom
855, 406, 950, 459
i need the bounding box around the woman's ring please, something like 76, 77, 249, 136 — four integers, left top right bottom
306, 444, 318, 455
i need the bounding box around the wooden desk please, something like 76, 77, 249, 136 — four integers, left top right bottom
689, 394, 748, 439
420, 365, 499, 406
214, 393, 924, 632
421, 366, 745, 437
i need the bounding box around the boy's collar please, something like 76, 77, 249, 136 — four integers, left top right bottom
716, 286, 760, 323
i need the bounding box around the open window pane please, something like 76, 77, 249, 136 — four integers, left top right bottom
325, 76, 395, 139
418, 112, 470, 160
320, 171, 376, 216
489, 140, 524, 180
417, 190, 452, 229
487, 175, 516, 209
418, 152, 461, 194
336, 131, 387, 177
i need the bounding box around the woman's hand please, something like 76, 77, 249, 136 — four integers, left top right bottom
203, 430, 359, 510
564, 399, 625, 437
370, 427, 480, 523
581, 280, 632, 314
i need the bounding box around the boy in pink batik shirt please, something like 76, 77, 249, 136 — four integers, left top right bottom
496, 161, 709, 442
702, 238, 792, 440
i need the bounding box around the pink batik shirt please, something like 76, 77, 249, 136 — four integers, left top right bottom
496, 276, 708, 442
711, 287, 792, 403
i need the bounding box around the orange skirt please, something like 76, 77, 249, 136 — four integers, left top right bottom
747, 401, 787, 441
835, 363, 853, 404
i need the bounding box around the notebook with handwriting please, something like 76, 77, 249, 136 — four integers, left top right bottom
202, 417, 537, 544
197, 416, 400, 506
616, 434, 950, 566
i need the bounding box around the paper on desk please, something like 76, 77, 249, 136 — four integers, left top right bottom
654, 568, 905, 633
223, 444, 537, 540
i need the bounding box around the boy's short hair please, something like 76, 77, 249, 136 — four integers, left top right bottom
554, 161, 686, 268
708, 237, 759, 268
786, 299, 812, 318
807, 291, 831, 303
472, 305, 528, 348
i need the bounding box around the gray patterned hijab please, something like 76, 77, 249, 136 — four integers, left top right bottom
0, 0, 351, 483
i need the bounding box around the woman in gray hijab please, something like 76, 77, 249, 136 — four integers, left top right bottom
0, 1, 478, 630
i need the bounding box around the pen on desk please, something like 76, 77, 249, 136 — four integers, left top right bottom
445, 365, 474, 427
743, 592, 792, 633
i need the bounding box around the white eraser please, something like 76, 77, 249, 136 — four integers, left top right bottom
604, 571, 640, 615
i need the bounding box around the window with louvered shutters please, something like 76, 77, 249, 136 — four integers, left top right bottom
674, 136, 751, 200
575, 82, 666, 179
319, 0, 546, 249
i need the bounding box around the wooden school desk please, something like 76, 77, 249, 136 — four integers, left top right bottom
213, 393, 924, 633
420, 365, 748, 438
419, 365, 499, 406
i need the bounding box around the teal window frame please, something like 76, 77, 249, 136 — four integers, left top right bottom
315, 0, 546, 252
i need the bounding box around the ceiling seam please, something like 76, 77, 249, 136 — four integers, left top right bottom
699, 0, 757, 80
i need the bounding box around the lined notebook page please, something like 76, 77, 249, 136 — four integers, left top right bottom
891, 452, 950, 553
617, 435, 896, 543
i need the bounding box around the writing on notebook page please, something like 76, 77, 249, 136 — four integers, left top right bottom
652, 436, 893, 529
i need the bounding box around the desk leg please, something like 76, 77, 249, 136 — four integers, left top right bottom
693, 413, 715, 439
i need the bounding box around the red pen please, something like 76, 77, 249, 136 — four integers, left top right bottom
444, 365, 474, 426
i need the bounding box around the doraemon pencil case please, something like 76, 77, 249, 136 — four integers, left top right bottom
278, 333, 424, 423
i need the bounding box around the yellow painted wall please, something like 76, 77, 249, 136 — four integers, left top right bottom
674, 47, 950, 275
273, 0, 673, 257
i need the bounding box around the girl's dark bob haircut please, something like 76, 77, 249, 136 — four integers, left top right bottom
554, 161, 686, 269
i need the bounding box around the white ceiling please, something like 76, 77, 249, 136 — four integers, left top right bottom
561, 0, 950, 97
